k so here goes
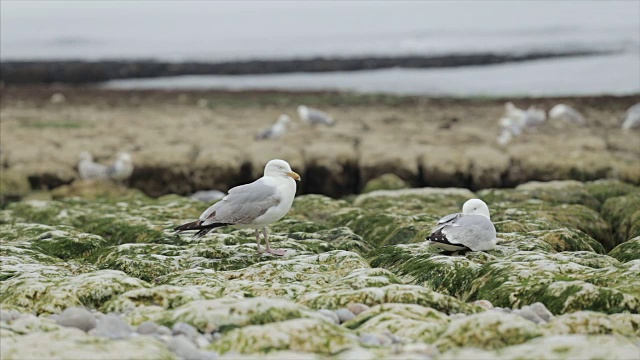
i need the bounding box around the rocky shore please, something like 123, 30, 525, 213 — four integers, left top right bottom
1, 179, 639, 359
1, 88, 639, 202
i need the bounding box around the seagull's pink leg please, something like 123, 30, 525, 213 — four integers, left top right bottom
255, 229, 262, 253
263, 227, 286, 256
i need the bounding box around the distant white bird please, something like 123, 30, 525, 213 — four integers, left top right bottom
497, 128, 514, 146
174, 159, 301, 256
78, 152, 109, 180
255, 115, 291, 140
108, 152, 134, 181
426, 199, 497, 252
190, 190, 226, 203
523, 105, 546, 128
622, 103, 640, 130
549, 104, 586, 125
297, 105, 335, 126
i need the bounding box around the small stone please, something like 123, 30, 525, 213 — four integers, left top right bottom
318, 309, 340, 324
169, 335, 203, 360
197, 99, 209, 108
137, 321, 159, 335
530, 302, 554, 322
513, 307, 544, 324
0, 309, 18, 322
347, 303, 370, 316
335, 308, 356, 323
93, 313, 133, 339
50, 92, 66, 104
359, 334, 383, 346
173, 322, 200, 343
472, 300, 494, 310
195, 335, 211, 348
56, 307, 97, 332
157, 325, 172, 336
48, 314, 61, 322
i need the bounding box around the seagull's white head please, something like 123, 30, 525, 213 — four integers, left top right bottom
462, 199, 491, 219
79, 152, 93, 162
297, 105, 309, 120
264, 159, 300, 181
277, 114, 291, 124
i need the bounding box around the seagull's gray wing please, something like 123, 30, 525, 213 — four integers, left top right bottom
440, 215, 496, 251
307, 108, 334, 125
199, 180, 280, 225
431, 212, 461, 232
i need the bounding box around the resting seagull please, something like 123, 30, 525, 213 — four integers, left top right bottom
426, 199, 497, 252
108, 152, 134, 182
549, 104, 586, 126
297, 105, 335, 126
255, 115, 291, 140
78, 152, 109, 180
174, 159, 301, 256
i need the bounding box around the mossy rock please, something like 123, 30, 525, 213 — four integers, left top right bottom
362, 173, 410, 193
299, 284, 482, 315
0, 327, 177, 360
353, 187, 474, 215
343, 303, 450, 343
545, 311, 640, 336
1, 270, 149, 314
467, 252, 638, 314
158, 297, 314, 333
439, 334, 640, 360
288, 195, 351, 224
608, 236, 640, 263
584, 179, 638, 205
480, 180, 601, 210
0, 171, 31, 204
91, 244, 185, 282
434, 311, 546, 351
209, 318, 357, 355
102, 285, 221, 313
602, 193, 640, 245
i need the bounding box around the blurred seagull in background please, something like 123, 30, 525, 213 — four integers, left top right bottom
297, 105, 335, 126
426, 199, 497, 253
190, 190, 226, 203
622, 103, 640, 130
108, 152, 134, 182
549, 104, 586, 126
255, 114, 291, 140
78, 152, 109, 180
174, 159, 301, 256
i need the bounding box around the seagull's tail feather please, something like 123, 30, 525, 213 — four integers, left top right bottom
173, 221, 230, 239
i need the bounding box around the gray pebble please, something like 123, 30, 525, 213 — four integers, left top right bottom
157, 325, 172, 336
195, 335, 212, 348
93, 313, 133, 339
137, 321, 159, 335
318, 309, 339, 324
513, 307, 544, 324
359, 334, 383, 346
335, 308, 356, 323
530, 302, 554, 322
347, 303, 370, 316
472, 300, 494, 310
169, 335, 207, 360
173, 322, 200, 343
56, 307, 97, 332
0, 309, 16, 322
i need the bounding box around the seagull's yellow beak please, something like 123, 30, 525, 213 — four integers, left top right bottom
287, 171, 301, 181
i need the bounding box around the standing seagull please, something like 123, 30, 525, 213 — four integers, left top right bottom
426, 199, 497, 252
174, 159, 301, 256
108, 152, 134, 182
78, 152, 109, 180
622, 103, 640, 130
255, 115, 291, 140
297, 105, 335, 126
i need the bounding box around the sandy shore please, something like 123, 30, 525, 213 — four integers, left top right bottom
1, 86, 639, 199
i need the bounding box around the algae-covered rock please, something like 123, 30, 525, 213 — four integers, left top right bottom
343, 303, 450, 343
584, 179, 638, 205
545, 311, 640, 336
299, 284, 481, 315
0, 170, 31, 203
439, 334, 640, 360
362, 173, 410, 193
102, 285, 220, 313
0, 327, 177, 360
608, 236, 640, 263
159, 297, 313, 333
602, 193, 640, 245
434, 311, 546, 351
209, 318, 357, 355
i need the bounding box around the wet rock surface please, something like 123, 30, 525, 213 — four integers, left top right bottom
0, 179, 639, 358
